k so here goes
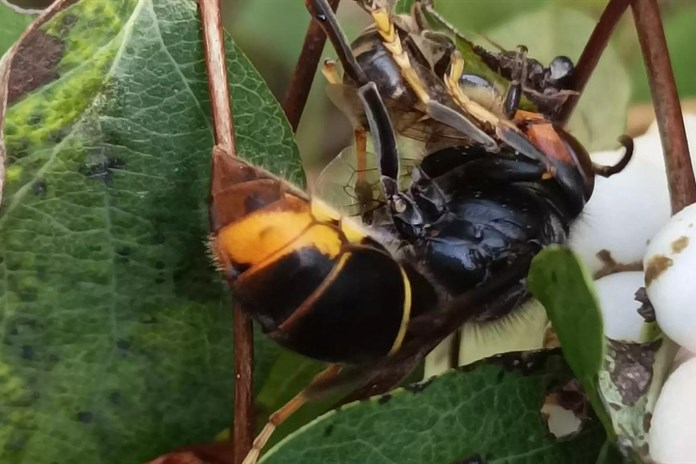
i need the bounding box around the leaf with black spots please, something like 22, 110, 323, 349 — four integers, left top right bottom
0, 0, 302, 462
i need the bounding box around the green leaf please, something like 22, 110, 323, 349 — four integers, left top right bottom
393, 0, 415, 15
0, 0, 302, 462
527, 247, 613, 438
254, 351, 331, 450
528, 248, 681, 461
486, 7, 630, 152
596, 439, 625, 464
260, 351, 608, 464
0, 3, 32, 56
528, 247, 604, 383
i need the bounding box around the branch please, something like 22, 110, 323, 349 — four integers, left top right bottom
631, 0, 696, 213
282, 0, 340, 132
558, 0, 630, 125
198, 1, 255, 463
200, 0, 234, 151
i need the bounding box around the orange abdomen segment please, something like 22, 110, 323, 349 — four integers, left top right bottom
208, 151, 413, 363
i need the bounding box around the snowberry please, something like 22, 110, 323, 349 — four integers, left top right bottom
649, 357, 696, 463
670, 347, 695, 373
594, 272, 651, 342
643, 202, 696, 353
570, 115, 696, 275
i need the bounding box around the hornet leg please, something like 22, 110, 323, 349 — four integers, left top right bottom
308, 0, 498, 150
242, 365, 342, 464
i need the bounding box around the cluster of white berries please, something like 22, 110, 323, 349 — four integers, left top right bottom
570, 115, 696, 464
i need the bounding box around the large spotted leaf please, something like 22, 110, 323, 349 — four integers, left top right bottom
0, 0, 301, 462
260, 351, 612, 464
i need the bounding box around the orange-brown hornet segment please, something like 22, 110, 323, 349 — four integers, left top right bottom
208, 148, 412, 364
513, 109, 596, 197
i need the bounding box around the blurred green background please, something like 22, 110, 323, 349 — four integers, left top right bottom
3, 0, 696, 176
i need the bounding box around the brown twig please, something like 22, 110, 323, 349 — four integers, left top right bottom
557, 0, 630, 125
198, 1, 255, 463
631, 0, 696, 213
200, 0, 234, 151
282, 0, 340, 132
231, 308, 254, 464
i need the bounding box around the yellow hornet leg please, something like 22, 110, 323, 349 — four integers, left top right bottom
444, 51, 557, 174
369, 6, 432, 104
367, 4, 498, 151
241, 365, 343, 464
322, 59, 367, 187
444, 50, 505, 129
321, 58, 342, 85
322, 58, 375, 212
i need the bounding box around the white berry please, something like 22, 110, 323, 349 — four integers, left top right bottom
594, 272, 651, 342
570, 115, 696, 275
569, 137, 670, 275
643, 202, 696, 353
649, 357, 696, 463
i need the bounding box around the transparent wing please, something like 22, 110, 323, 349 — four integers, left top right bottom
313, 137, 423, 223
327, 80, 477, 153
314, 144, 383, 219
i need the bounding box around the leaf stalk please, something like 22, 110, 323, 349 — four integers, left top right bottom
282, 0, 341, 132
198, 1, 255, 462
558, 0, 630, 125
631, 0, 696, 213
